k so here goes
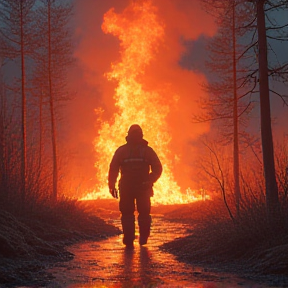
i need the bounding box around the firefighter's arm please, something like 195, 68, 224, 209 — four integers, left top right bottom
108, 150, 121, 198
147, 148, 163, 184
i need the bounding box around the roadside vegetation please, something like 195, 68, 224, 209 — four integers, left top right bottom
160, 1, 287, 286
0, 2, 120, 286
161, 141, 288, 286
0, 191, 120, 286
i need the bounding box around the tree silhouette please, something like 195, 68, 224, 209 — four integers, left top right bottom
198, 0, 288, 222
0, 0, 35, 205
34, 0, 74, 202
196, 0, 254, 215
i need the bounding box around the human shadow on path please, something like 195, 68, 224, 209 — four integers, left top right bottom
119, 245, 158, 287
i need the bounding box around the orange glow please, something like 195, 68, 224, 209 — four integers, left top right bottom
82, 0, 210, 204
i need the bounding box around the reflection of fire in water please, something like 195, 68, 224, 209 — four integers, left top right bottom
83, 0, 206, 204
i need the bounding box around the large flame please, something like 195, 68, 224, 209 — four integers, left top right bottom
83, 0, 206, 204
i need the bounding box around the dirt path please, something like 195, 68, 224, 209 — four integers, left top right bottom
45, 214, 267, 288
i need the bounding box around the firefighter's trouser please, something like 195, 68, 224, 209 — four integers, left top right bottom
120, 191, 151, 245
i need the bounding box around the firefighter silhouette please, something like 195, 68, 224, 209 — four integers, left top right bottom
108, 124, 162, 247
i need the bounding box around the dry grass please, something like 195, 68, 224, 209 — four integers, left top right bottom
0, 197, 121, 286
161, 198, 288, 286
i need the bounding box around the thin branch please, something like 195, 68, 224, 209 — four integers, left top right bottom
270, 89, 288, 106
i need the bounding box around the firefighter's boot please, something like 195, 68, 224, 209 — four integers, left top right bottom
121, 215, 135, 247
138, 215, 152, 245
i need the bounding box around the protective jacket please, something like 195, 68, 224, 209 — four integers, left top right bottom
108, 137, 162, 196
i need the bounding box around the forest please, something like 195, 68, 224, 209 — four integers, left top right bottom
0, 0, 288, 287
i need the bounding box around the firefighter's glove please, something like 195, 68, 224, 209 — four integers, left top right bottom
109, 187, 118, 199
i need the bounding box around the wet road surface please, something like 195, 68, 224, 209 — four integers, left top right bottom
46, 215, 268, 288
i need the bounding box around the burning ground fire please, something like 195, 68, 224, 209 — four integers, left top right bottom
82, 0, 208, 205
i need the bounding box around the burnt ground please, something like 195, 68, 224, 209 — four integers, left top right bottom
0, 199, 288, 287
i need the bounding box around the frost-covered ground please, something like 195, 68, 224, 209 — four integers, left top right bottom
1, 199, 288, 287
46, 215, 264, 288
0, 200, 120, 287
160, 201, 288, 288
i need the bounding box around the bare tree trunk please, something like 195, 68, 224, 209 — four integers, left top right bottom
256, 0, 279, 221
38, 88, 43, 171
0, 58, 4, 199
47, 0, 58, 202
20, 1, 27, 205
232, 1, 241, 215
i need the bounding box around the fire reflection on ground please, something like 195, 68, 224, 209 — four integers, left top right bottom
46, 214, 266, 288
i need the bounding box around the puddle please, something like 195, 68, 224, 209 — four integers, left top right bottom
45, 216, 269, 288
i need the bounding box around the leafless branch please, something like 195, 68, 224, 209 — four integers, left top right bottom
270, 89, 288, 106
